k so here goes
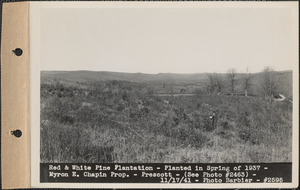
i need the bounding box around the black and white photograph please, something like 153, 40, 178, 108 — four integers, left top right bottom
28, 1, 298, 188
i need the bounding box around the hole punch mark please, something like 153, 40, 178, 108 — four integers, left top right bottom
11, 129, 22, 138
12, 48, 23, 56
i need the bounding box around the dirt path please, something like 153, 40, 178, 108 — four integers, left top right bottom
273, 94, 286, 101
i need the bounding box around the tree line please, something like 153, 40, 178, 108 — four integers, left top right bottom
206, 67, 278, 101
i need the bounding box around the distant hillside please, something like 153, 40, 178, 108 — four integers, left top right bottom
41, 70, 293, 98
41, 71, 208, 83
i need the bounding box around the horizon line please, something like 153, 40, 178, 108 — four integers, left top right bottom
40, 69, 293, 75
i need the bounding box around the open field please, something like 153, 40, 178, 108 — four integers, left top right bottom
40, 71, 292, 163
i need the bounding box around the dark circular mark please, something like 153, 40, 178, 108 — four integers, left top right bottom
12, 48, 23, 56
11, 129, 22, 138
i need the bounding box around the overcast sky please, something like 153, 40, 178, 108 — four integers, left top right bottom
41, 6, 297, 73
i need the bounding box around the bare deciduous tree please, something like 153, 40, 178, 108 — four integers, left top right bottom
206, 73, 216, 95
206, 73, 224, 95
227, 68, 237, 95
260, 67, 277, 102
242, 68, 252, 96
215, 74, 223, 95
